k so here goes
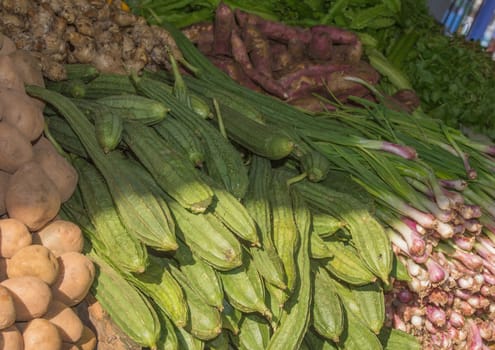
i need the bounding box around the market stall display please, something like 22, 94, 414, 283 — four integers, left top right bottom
1, 0, 495, 349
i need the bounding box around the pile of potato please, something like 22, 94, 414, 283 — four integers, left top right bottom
0, 34, 97, 350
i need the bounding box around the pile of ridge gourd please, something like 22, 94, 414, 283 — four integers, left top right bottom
0, 35, 96, 350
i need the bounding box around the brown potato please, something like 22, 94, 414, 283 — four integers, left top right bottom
43, 300, 84, 342
8, 50, 45, 88
0, 35, 16, 57
0, 122, 34, 174
0, 285, 15, 329
0, 56, 24, 92
7, 245, 59, 285
32, 137, 78, 202
74, 326, 96, 350
0, 276, 52, 321
52, 252, 95, 306
32, 219, 84, 257
0, 325, 23, 350
0, 218, 31, 258
0, 171, 9, 216
0, 88, 44, 141
21, 318, 63, 350
5, 161, 61, 231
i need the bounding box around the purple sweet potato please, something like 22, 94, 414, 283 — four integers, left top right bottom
230, 30, 287, 98
242, 24, 272, 78
182, 22, 214, 55
270, 41, 291, 73
308, 28, 333, 61
287, 37, 306, 62
277, 62, 351, 90
311, 25, 358, 45
213, 2, 235, 56
207, 55, 261, 92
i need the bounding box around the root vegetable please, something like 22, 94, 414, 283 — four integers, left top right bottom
0, 171, 10, 216
0, 218, 32, 258
0, 276, 52, 321
51, 252, 95, 306
21, 318, 63, 350
207, 55, 261, 91
62, 343, 81, 350
0, 325, 23, 350
32, 137, 78, 203
7, 50, 44, 88
277, 62, 351, 90
0, 122, 34, 173
308, 28, 333, 61
0, 285, 16, 329
7, 245, 59, 285
0, 55, 24, 92
0, 88, 44, 141
0, 259, 7, 281
74, 326, 96, 350
5, 161, 61, 231
270, 41, 291, 72
183, 22, 214, 55
311, 25, 359, 45
231, 30, 287, 98
213, 2, 235, 56
242, 24, 272, 78
32, 220, 84, 257
42, 300, 84, 343
0, 35, 16, 56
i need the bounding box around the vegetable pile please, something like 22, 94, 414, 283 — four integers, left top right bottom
0, 36, 97, 350
0, 0, 191, 81
181, 3, 383, 112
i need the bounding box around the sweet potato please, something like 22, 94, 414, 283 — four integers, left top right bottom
213, 2, 235, 56
277, 61, 351, 90
43, 300, 84, 343
0, 325, 23, 350
308, 28, 333, 61
269, 41, 291, 73
207, 55, 261, 91
5, 161, 61, 231
32, 137, 78, 202
74, 326, 96, 350
311, 25, 358, 45
7, 245, 59, 285
242, 24, 272, 78
32, 220, 84, 257
0, 218, 32, 258
51, 252, 95, 306
183, 22, 214, 55
0, 34, 16, 56
0, 122, 34, 173
0, 285, 15, 329
21, 318, 63, 350
231, 30, 287, 98
0, 276, 52, 321
0, 171, 10, 215
0, 88, 44, 141
0, 55, 25, 92
8, 50, 45, 88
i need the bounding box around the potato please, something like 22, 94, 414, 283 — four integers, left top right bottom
7, 245, 59, 285
0, 88, 44, 141
52, 252, 95, 306
33, 219, 84, 257
0, 285, 15, 329
21, 318, 63, 350
8, 50, 44, 88
74, 326, 96, 350
0, 171, 9, 216
0, 56, 24, 92
0, 276, 52, 321
0, 122, 34, 174
0, 35, 16, 57
0, 218, 31, 258
43, 300, 84, 342
32, 137, 78, 202
5, 161, 61, 231
0, 325, 23, 350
